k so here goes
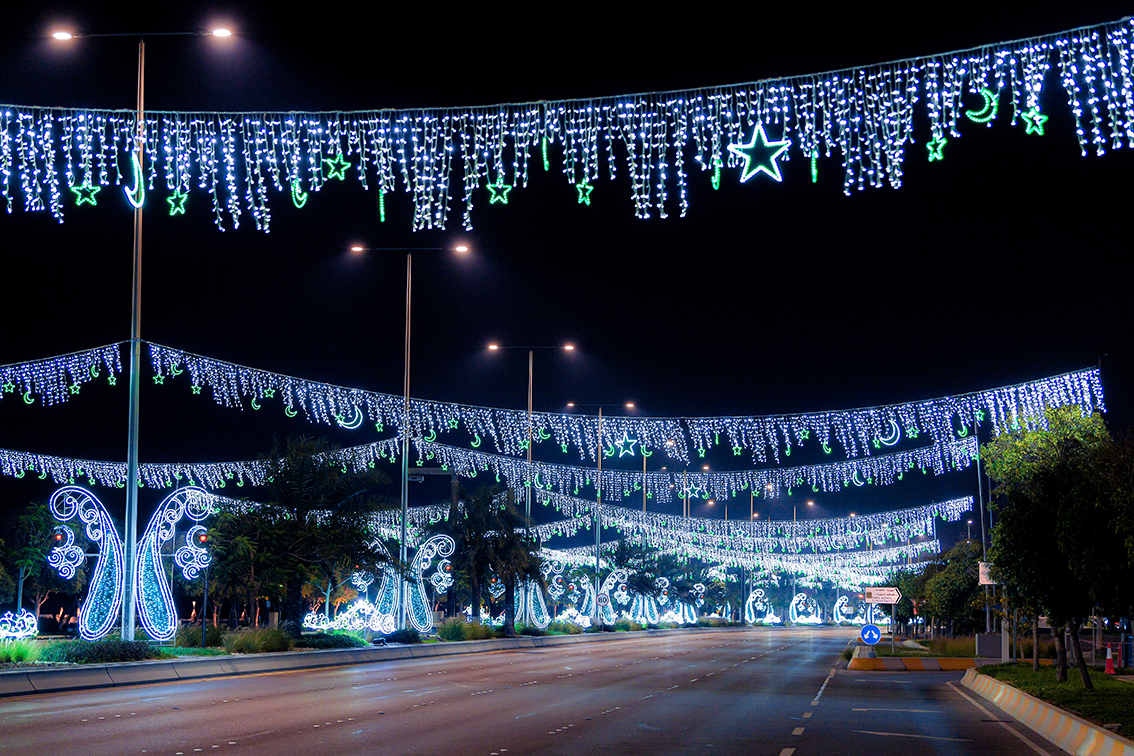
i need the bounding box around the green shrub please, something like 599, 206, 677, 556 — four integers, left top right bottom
0, 639, 41, 663
436, 617, 467, 641
39, 638, 162, 664
296, 632, 368, 649
517, 624, 547, 636
436, 618, 497, 641
545, 621, 583, 635
613, 618, 643, 632
384, 628, 422, 644
175, 623, 225, 647
222, 627, 294, 654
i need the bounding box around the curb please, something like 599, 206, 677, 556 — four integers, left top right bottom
847, 645, 976, 671
0, 625, 742, 698
961, 669, 1134, 756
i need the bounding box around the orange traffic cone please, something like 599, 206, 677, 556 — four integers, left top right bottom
1105, 643, 1116, 675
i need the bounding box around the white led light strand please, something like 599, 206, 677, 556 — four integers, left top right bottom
2, 20, 1133, 230
0, 343, 123, 407
149, 342, 1102, 463
416, 437, 978, 502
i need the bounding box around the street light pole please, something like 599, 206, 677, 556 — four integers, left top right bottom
351, 244, 468, 630
53, 27, 233, 641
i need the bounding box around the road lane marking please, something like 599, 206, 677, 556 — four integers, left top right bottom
792, 727, 805, 735
778, 749, 795, 756
802, 712, 811, 719
946, 682, 1054, 756
851, 708, 941, 713
852, 730, 970, 741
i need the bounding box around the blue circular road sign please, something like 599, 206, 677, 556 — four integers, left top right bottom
860, 624, 882, 645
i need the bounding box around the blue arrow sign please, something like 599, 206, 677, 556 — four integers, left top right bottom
861, 624, 881, 645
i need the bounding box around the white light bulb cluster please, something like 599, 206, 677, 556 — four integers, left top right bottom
0, 343, 122, 407
417, 437, 978, 502
148, 342, 1101, 466
2, 20, 1133, 231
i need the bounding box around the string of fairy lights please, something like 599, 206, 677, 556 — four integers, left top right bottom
2, 19, 1133, 231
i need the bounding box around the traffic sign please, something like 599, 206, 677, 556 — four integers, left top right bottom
596, 592, 610, 607
860, 624, 882, 645
863, 587, 901, 604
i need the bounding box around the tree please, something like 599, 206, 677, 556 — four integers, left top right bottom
209, 436, 394, 626
0, 501, 86, 625
921, 541, 984, 637
982, 406, 1120, 688
484, 492, 541, 636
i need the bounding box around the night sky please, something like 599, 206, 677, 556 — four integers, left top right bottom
0, 4, 1129, 551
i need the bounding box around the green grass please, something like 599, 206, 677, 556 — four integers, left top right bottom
981, 663, 1134, 733
0, 639, 41, 663
160, 646, 229, 657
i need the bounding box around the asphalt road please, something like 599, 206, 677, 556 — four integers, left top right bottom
0, 628, 1064, 756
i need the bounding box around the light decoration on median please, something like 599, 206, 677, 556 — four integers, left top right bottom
3, 19, 1133, 232
48, 487, 123, 640
0, 610, 38, 639
0, 343, 123, 407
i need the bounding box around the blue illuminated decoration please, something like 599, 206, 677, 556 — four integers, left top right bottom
137, 487, 214, 640
0, 609, 37, 639
175, 526, 212, 580
727, 123, 790, 183
48, 486, 124, 641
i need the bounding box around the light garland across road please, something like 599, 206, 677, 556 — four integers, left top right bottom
2, 19, 1132, 231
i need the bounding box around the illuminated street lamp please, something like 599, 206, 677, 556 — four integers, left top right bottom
348, 243, 469, 630
487, 343, 575, 524
50, 25, 233, 641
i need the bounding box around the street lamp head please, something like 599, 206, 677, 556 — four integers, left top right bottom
563, 343, 575, 351
52, 31, 74, 40
211, 28, 233, 37
454, 244, 470, 253
487, 343, 499, 350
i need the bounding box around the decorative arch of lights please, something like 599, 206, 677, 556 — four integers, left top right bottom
0, 342, 1104, 468
1, 19, 1132, 232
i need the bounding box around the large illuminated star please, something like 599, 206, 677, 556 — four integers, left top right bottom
576, 182, 594, 205
727, 124, 791, 183
613, 431, 638, 457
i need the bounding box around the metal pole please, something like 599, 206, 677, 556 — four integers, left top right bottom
976, 442, 990, 633
527, 349, 533, 526
200, 565, 208, 648
642, 454, 647, 512
122, 38, 145, 642
594, 407, 602, 624
398, 251, 412, 630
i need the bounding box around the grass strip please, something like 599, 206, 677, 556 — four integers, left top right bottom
980, 662, 1134, 735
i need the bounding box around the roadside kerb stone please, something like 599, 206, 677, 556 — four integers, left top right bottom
962, 668, 1134, 756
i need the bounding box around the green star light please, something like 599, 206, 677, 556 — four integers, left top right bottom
153, 375, 164, 385
576, 183, 594, 205
927, 135, 947, 162
71, 182, 100, 206
324, 154, 351, 180
167, 189, 188, 215
1022, 107, 1049, 135
727, 123, 791, 183
488, 178, 513, 204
